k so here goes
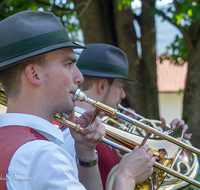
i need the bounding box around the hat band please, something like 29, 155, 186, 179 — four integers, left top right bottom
0, 29, 70, 62
77, 59, 128, 77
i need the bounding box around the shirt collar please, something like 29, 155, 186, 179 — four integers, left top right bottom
0, 113, 64, 143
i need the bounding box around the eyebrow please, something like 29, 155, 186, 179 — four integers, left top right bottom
60, 56, 76, 63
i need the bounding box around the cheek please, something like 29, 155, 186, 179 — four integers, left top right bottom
45, 70, 72, 91
115, 89, 121, 99
109, 97, 118, 108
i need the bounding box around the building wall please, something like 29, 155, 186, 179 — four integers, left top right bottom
0, 105, 7, 114
158, 92, 184, 124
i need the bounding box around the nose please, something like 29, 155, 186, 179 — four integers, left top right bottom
120, 88, 126, 100
74, 65, 84, 84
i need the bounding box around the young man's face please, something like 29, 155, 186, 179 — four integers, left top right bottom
102, 79, 126, 109
41, 47, 84, 114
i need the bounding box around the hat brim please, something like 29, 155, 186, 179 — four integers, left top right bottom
79, 69, 137, 83
0, 41, 87, 70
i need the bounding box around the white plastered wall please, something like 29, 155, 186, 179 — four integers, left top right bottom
0, 105, 7, 114
158, 92, 184, 124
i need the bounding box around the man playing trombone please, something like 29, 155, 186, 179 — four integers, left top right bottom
60, 43, 191, 190
0, 11, 156, 190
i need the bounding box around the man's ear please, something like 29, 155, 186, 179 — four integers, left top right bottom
96, 78, 109, 95
24, 64, 41, 86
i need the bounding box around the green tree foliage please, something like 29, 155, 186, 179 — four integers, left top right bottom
156, 0, 200, 65
119, 0, 200, 64
0, 0, 81, 42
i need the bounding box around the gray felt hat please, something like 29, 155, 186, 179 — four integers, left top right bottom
0, 10, 87, 70
76, 43, 137, 83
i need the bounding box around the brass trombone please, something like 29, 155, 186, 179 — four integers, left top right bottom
106, 104, 198, 189
117, 104, 145, 120
55, 110, 200, 189
0, 87, 200, 188
74, 89, 200, 156
73, 89, 200, 188
117, 104, 182, 138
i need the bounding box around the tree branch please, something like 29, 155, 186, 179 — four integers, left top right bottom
173, 0, 179, 11
76, 0, 92, 18
156, 8, 195, 52
132, 11, 140, 23
141, 0, 195, 53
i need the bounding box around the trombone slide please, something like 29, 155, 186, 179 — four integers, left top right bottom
54, 114, 200, 188
74, 89, 200, 156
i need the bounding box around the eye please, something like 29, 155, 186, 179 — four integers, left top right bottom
119, 85, 124, 88
65, 62, 73, 68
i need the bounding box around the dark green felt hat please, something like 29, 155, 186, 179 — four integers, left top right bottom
76, 43, 137, 83
0, 10, 87, 70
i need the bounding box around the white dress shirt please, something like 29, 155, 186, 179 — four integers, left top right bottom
60, 106, 86, 160
0, 113, 86, 190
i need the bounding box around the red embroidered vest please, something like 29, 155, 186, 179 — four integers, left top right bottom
96, 143, 121, 190
0, 125, 48, 190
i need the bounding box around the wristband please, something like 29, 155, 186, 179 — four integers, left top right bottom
76, 150, 98, 167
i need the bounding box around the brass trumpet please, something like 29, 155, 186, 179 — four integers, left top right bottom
0, 87, 200, 188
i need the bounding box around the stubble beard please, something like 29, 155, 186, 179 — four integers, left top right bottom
64, 100, 75, 114
54, 97, 75, 115
102, 87, 111, 105
102, 87, 120, 109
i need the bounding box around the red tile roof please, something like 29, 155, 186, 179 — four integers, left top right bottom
157, 58, 188, 92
